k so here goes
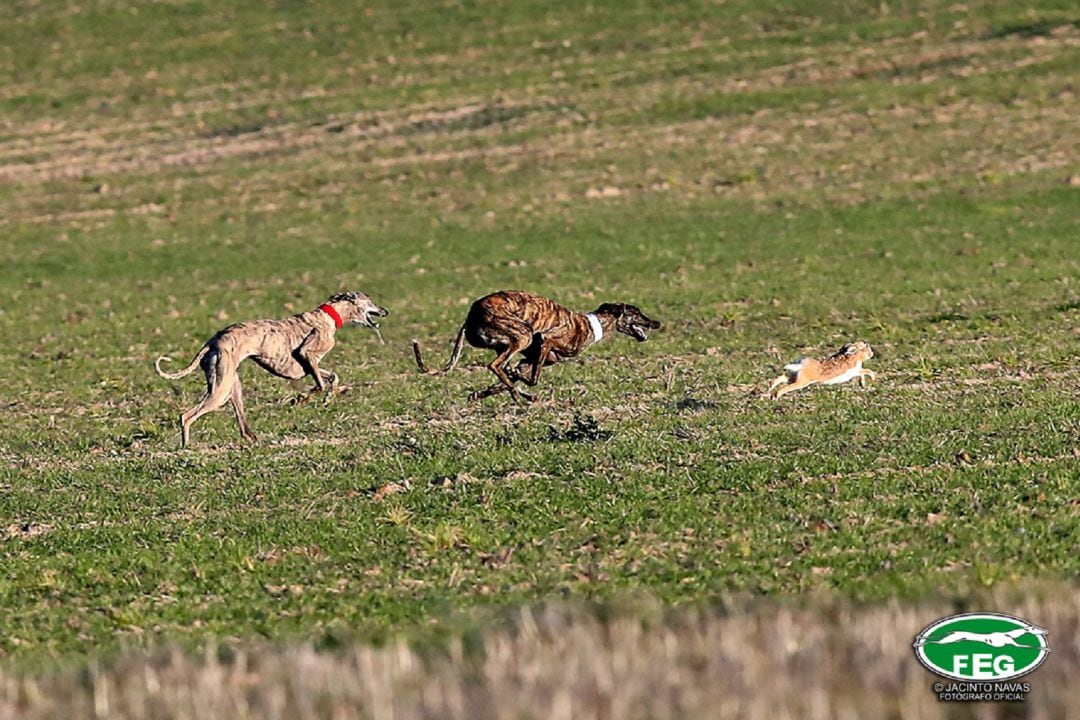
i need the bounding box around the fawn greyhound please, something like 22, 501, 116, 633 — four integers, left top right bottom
156, 292, 389, 447
413, 290, 661, 402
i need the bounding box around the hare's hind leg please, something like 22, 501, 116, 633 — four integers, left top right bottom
773, 377, 814, 399
767, 375, 789, 398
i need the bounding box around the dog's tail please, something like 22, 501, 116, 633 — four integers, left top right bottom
155, 346, 209, 380
413, 325, 466, 375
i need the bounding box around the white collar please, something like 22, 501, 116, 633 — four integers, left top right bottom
585, 313, 604, 344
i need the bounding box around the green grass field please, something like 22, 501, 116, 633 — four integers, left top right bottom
1, 0, 1078, 689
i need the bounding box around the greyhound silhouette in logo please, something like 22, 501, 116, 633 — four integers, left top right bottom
915, 623, 1049, 650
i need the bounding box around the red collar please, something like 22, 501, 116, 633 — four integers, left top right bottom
318, 304, 344, 329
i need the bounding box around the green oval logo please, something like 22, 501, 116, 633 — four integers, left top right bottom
913, 612, 1050, 681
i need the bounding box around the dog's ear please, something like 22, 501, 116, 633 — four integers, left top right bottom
596, 303, 625, 318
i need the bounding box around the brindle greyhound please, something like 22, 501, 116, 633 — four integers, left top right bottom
413, 290, 660, 402
156, 292, 388, 447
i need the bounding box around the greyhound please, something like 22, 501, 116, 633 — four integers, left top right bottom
155, 292, 388, 447
413, 290, 660, 402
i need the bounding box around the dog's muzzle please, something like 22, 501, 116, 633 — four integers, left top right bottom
627, 320, 661, 342
361, 306, 390, 329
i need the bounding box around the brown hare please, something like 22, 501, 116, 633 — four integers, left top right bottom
768, 341, 876, 399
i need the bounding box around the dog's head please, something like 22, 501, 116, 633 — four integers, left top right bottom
327, 291, 390, 329
594, 302, 661, 342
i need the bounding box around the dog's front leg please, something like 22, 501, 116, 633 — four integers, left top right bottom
295, 332, 335, 400
527, 343, 556, 386
468, 382, 511, 402
470, 366, 536, 403
318, 369, 341, 403
304, 357, 329, 395
507, 356, 549, 389
469, 382, 536, 403
508, 359, 535, 383
483, 337, 534, 403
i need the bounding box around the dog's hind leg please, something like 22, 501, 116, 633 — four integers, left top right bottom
468, 382, 513, 402
180, 353, 236, 447
484, 333, 534, 403
231, 380, 257, 443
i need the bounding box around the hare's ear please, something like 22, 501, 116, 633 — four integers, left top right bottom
843, 344, 858, 356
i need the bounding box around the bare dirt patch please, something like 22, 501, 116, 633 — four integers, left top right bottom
3, 522, 54, 540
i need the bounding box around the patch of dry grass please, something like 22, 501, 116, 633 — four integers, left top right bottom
2, 587, 1076, 719
1, 15, 1076, 227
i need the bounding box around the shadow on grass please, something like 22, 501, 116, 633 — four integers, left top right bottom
984, 19, 1079, 39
